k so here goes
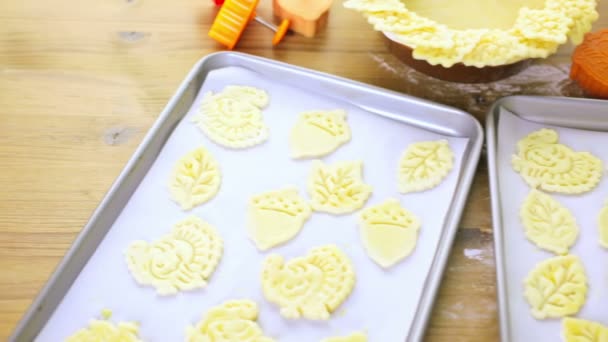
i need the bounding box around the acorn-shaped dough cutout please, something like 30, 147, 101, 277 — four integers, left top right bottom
289, 110, 351, 158
248, 187, 312, 251
359, 199, 421, 268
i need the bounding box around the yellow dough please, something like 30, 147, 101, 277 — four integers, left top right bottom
307, 160, 373, 214
289, 110, 351, 158
125, 216, 223, 295
520, 190, 579, 255
562, 317, 608, 342
524, 254, 587, 319
187, 299, 274, 342
512, 129, 603, 194
398, 140, 454, 193
344, 0, 598, 67
194, 85, 270, 149
322, 332, 368, 342
598, 201, 608, 249
66, 318, 141, 342
248, 187, 312, 251
169, 146, 221, 210
261, 244, 356, 320
359, 198, 421, 268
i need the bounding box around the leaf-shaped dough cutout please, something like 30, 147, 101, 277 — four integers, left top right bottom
520, 190, 579, 255
125, 216, 223, 295
66, 318, 141, 342
524, 254, 587, 319
512, 128, 603, 194
247, 187, 312, 251
322, 332, 368, 342
289, 110, 351, 158
398, 140, 454, 193
169, 146, 221, 210
307, 160, 373, 214
598, 201, 608, 249
261, 244, 356, 320
187, 299, 275, 342
193, 86, 270, 149
359, 198, 421, 268
562, 317, 608, 342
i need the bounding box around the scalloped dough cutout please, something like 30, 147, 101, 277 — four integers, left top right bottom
66, 317, 141, 342
187, 300, 274, 342
261, 244, 356, 320
322, 332, 368, 342
247, 187, 312, 250
307, 160, 372, 214
359, 199, 421, 268
126, 216, 223, 295
512, 129, 603, 194
562, 317, 608, 342
289, 110, 351, 158
520, 190, 579, 255
169, 147, 221, 210
524, 255, 587, 319
598, 201, 608, 249
194, 85, 270, 148
398, 140, 454, 193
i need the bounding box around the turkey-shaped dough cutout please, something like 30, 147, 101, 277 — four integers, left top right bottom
398, 140, 454, 193
520, 190, 579, 255
194, 85, 270, 149
169, 146, 221, 210
126, 216, 223, 295
289, 110, 351, 158
359, 199, 421, 268
512, 129, 603, 194
322, 332, 368, 342
562, 317, 608, 342
66, 316, 141, 342
307, 160, 373, 214
524, 255, 587, 319
261, 244, 356, 320
187, 299, 274, 342
598, 201, 608, 249
248, 187, 312, 251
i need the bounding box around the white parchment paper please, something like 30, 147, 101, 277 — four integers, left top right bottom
37, 66, 469, 342
496, 108, 608, 341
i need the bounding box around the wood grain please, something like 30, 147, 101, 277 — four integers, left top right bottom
0, 0, 605, 340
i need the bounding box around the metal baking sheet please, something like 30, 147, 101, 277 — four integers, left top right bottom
486, 96, 608, 342
11, 52, 482, 342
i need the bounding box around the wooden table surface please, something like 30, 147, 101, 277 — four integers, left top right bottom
0, 0, 606, 340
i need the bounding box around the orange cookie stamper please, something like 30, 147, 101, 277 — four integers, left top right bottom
571, 29, 608, 99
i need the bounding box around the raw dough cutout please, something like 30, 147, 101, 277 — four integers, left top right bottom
169, 146, 221, 210
520, 190, 579, 255
398, 140, 454, 193
194, 85, 270, 148
289, 110, 351, 158
359, 198, 421, 268
126, 216, 223, 295
512, 129, 603, 194
562, 317, 608, 342
248, 187, 312, 251
322, 332, 368, 342
261, 244, 356, 320
598, 201, 608, 249
66, 317, 141, 342
307, 160, 373, 214
524, 254, 587, 319
187, 299, 274, 342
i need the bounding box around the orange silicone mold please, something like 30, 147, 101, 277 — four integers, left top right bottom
571, 29, 608, 99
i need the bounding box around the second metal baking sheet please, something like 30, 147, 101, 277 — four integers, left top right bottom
487, 96, 608, 341
34, 54, 481, 341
